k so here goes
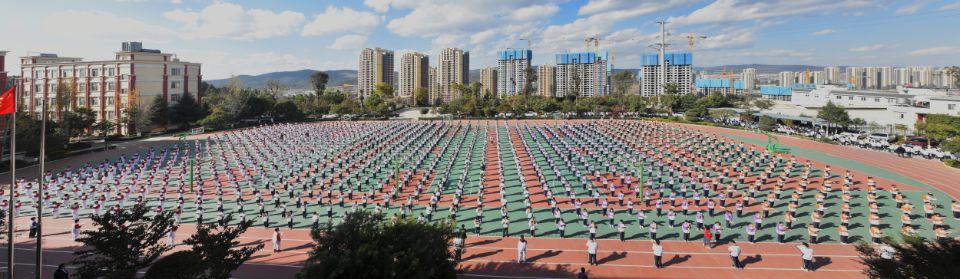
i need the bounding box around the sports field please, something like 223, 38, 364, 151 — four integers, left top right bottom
3, 119, 958, 278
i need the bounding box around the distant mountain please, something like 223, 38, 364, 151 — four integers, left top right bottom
205, 69, 357, 90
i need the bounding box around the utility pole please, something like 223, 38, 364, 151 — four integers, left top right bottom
655, 21, 670, 96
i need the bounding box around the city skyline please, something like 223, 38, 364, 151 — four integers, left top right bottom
3, 0, 960, 79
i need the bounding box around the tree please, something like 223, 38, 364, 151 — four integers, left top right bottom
414, 87, 429, 107
611, 71, 637, 96
818, 101, 851, 133
123, 89, 150, 136
272, 101, 304, 121
942, 137, 960, 154
782, 119, 796, 127
374, 83, 395, 99
54, 77, 79, 121
183, 216, 263, 279
752, 98, 775, 111
72, 204, 175, 279
92, 120, 116, 150
149, 95, 171, 132
63, 107, 97, 142
145, 251, 204, 279
264, 78, 286, 98
172, 92, 203, 128
856, 235, 960, 279
759, 115, 777, 131
298, 211, 458, 279
310, 71, 330, 99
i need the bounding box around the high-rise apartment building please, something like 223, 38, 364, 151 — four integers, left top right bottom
813, 71, 826, 85
537, 65, 556, 97
880, 66, 894, 89
742, 68, 757, 90
496, 49, 531, 98
778, 71, 798, 87
18, 42, 201, 134
357, 47, 394, 99
846, 67, 864, 89
640, 52, 692, 96
398, 52, 428, 103
911, 67, 934, 88
824, 66, 842, 85
895, 68, 912, 87
428, 66, 439, 104
436, 48, 469, 104
556, 52, 609, 98
480, 67, 497, 96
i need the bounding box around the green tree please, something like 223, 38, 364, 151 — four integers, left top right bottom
374, 83, 395, 99
92, 120, 116, 150
414, 87, 429, 107
942, 137, 960, 154
272, 101, 305, 121
684, 105, 707, 121
63, 107, 97, 142
144, 251, 204, 279
611, 71, 637, 96
72, 204, 174, 279
198, 108, 232, 130
298, 211, 458, 279
149, 95, 171, 132
310, 71, 330, 99
818, 101, 851, 133
183, 216, 263, 279
759, 115, 777, 131
172, 92, 203, 128
752, 98, 775, 111
856, 235, 960, 279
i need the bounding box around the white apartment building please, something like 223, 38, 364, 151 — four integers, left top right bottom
557, 52, 609, 97
776, 85, 960, 131
778, 71, 798, 87
742, 68, 757, 91
18, 42, 201, 134
496, 49, 531, 98
824, 66, 842, 85
436, 48, 469, 104
357, 47, 394, 99
398, 52, 428, 103
538, 65, 556, 97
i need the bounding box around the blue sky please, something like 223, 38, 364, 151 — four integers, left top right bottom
3, 0, 960, 79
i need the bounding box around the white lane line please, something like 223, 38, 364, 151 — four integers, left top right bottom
464, 246, 861, 258
460, 259, 862, 272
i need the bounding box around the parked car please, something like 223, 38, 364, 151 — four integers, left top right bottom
868, 133, 895, 143
904, 136, 939, 147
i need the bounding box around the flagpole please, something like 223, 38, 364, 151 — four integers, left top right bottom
36, 85, 46, 279
7, 78, 18, 279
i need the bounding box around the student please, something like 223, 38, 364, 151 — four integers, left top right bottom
517, 235, 527, 263
618, 220, 627, 242
28, 217, 38, 238
71, 220, 82, 241
703, 226, 712, 248
453, 234, 465, 262
586, 238, 598, 266
652, 239, 664, 269
728, 240, 743, 269
272, 228, 282, 253
168, 223, 178, 246
577, 267, 589, 279
796, 242, 814, 272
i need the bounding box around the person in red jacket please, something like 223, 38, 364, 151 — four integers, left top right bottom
703, 226, 713, 248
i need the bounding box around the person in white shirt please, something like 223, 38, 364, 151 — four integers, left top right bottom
517, 235, 527, 263
728, 240, 742, 269
272, 228, 282, 253
796, 242, 814, 271
586, 238, 598, 266
652, 240, 664, 269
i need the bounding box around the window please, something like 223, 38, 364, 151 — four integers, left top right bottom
121, 88, 127, 94
875, 98, 880, 102
899, 113, 904, 119
836, 95, 842, 99
76, 96, 84, 105
171, 94, 181, 102
860, 97, 866, 101
78, 69, 86, 77
107, 97, 114, 106
171, 81, 181, 89
91, 97, 99, 106
34, 84, 41, 92
91, 69, 99, 77
848, 96, 854, 100
888, 98, 895, 103
91, 83, 99, 91
121, 74, 128, 81
107, 83, 115, 91
78, 84, 86, 92
61, 70, 69, 77
950, 104, 957, 110
171, 68, 182, 76
107, 68, 115, 76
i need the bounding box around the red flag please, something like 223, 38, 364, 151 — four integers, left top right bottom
0, 87, 14, 115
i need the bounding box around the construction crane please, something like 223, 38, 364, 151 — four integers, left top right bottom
686, 33, 708, 52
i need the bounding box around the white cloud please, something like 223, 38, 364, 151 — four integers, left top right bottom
538, 1, 693, 54
908, 46, 960, 56
328, 35, 368, 50
364, 0, 393, 13
669, 0, 874, 26
812, 29, 836, 35
170, 0, 182, 4
470, 30, 498, 45
939, 1, 960, 11
46, 11, 174, 39
509, 4, 560, 22
178, 50, 318, 79
386, 0, 560, 37
301, 6, 380, 37
895, 1, 926, 15
849, 44, 884, 52
164, 2, 305, 40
